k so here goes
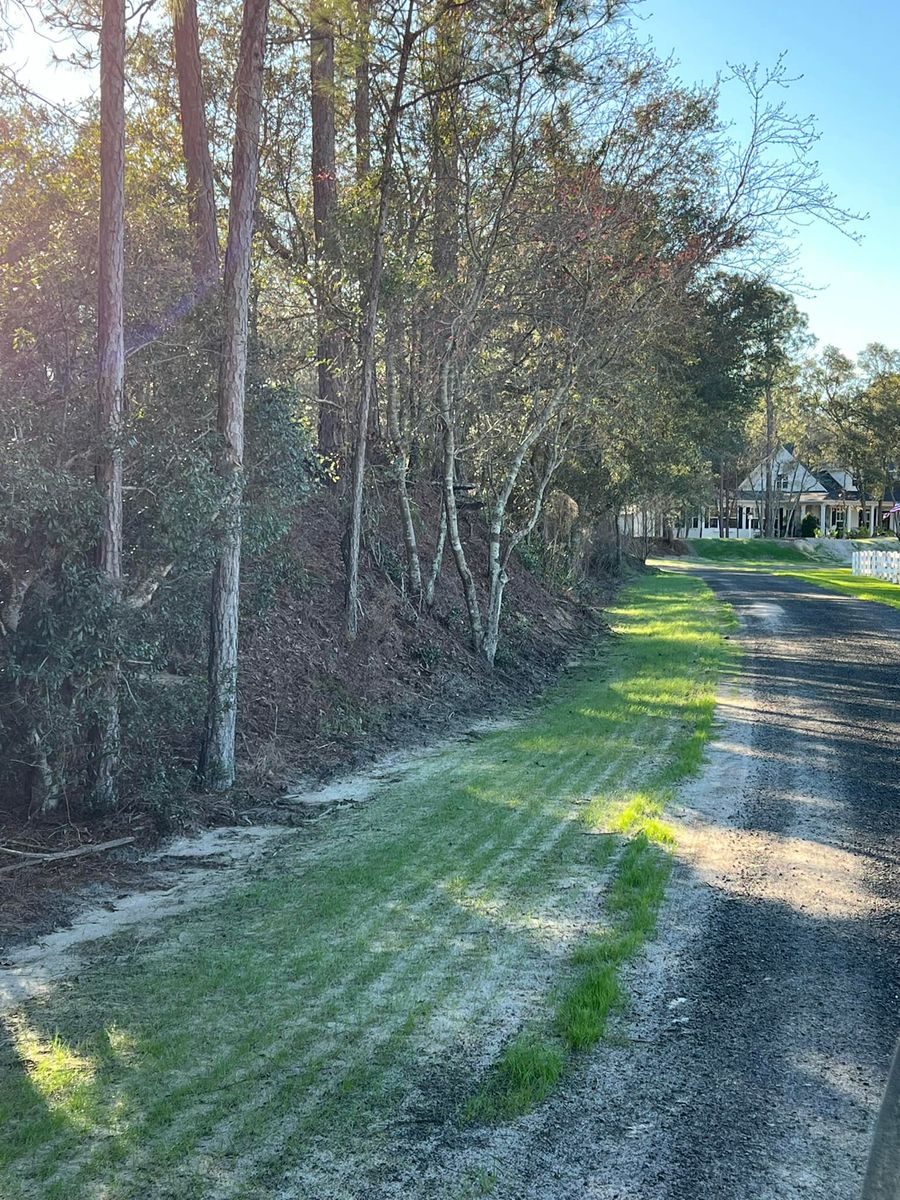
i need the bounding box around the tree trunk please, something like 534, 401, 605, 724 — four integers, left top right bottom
173, 0, 219, 292
385, 330, 422, 599
431, 6, 461, 286
483, 545, 507, 666
345, 0, 415, 639
0, 568, 37, 635
764, 379, 775, 538
28, 728, 59, 819
200, 0, 269, 790
424, 503, 446, 609
311, 3, 342, 460
354, 0, 370, 182
482, 427, 563, 666
438, 357, 483, 649
92, 0, 126, 813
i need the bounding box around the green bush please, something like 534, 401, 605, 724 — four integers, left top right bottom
0, 363, 317, 818
800, 513, 819, 538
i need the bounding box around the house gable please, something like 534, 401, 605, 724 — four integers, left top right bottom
739, 446, 825, 496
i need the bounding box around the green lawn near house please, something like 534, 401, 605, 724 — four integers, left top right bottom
687, 537, 817, 564
683, 535, 900, 613
0, 572, 735, 1200
776, 566, 900, 612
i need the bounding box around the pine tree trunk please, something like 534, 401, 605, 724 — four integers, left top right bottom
173, 0, 219, 292
431, 6, 461, 286
311, 4, 342, 460
354, 0, 370, 182
92, 0, 126, 813
200, 0, 269, 790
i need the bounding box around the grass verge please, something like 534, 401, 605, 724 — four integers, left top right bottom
463, 577, 735, 1123
0, 571, 734, 1198
677, 538, 900, 614
776, 565, 900, 612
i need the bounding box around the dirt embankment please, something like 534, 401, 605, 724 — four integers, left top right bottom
0, 488, 611, 939
239, 488, 609, 784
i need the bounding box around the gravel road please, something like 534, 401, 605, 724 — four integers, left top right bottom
412, 566, 900, 1199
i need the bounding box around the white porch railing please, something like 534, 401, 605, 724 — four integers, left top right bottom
852, 548, 900, 584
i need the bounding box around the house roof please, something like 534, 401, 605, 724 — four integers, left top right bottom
815, 470, 860, 500
732, 446, 900, 506
737, 447, 872, 501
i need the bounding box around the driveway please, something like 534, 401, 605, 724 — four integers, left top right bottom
428, 564, 900, 1199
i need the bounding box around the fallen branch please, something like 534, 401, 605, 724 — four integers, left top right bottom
0, 836, 136, 877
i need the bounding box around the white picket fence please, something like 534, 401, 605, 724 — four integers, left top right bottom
852, 548, 900, 584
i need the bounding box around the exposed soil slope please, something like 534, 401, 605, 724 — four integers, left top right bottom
237, 488, 608, 786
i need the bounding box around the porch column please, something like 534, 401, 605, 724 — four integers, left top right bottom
870, 503, 877, 534
820, 502, 827, 532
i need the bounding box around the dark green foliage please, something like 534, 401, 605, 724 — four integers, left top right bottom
0, 350, 316, 815
800, 512, 819, 538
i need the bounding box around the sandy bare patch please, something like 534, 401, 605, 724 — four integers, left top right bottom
0, 826, 288, 1013
0, 716, 525, 1017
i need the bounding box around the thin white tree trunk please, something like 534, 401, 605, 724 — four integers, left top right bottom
346, 0, 415, 638
28, 728, 59, 818
424, 504, 446, 609
385, 334, 422, 599
482, 421, 564, 666
200, 0, 269, 790
438, 356, 483, 649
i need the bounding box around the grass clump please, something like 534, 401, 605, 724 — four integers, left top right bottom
466, 820, 677, 1120
463, 1033, 565, 1122
555, 962, 622, 1050
554, 824, 672, 1054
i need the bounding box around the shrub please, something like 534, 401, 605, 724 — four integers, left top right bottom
0, 364, 317, 819
800, 513, 819, 538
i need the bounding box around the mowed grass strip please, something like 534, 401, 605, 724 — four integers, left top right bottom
0, 571, 733, 1199
463, 588, 734, 1123
690, 534, 900, 612
776, 564, 900, 611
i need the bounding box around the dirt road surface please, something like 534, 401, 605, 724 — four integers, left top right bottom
402, 565, 900, 1200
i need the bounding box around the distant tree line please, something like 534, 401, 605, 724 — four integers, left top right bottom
693, 274, 900, 538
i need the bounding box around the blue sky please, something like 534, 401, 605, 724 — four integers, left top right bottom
5, 1, 897, 357
633, 0, 899, 357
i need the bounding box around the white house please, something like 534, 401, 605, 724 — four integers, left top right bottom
681, 446, 900, 540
